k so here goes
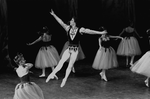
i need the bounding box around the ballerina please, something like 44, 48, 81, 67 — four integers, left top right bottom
27, 26, 60, 79
13, 53, 44, 99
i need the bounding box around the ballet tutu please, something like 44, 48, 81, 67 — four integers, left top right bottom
35, 45, 60, 69
60, 41, 85, 62
130, 51, 150, 77
13, 82, 44, 99
117, 37, 141, 56
92, 46, 118, 70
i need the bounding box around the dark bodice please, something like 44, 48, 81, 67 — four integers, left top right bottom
121, 31, 134, 38
101, 39, 111, 48
20, 74, 30, 83
67, 28, 81, 46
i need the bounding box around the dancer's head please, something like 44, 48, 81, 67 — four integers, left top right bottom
69, 17, 76, 28
14, 53, 26, 66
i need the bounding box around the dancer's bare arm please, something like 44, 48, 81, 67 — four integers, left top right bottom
50, 9, 70, 32
79, 27, 107, 35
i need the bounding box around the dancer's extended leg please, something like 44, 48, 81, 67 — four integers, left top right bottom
60, 50, 78, 87
51, 67, 58, 80
46, 49, 70, 82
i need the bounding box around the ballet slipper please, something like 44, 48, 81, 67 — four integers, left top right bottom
39, 74, 45, 77
145, 79, 149, 87
46, 74, 55, 83
102, 74, 108, 82
100, 72, 103, 79
60, 78, 67, 87
72, 67, 75, 73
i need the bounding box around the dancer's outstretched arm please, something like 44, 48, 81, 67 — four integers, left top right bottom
50, 9, 70, 32
109, 35, 123, 40
27, 36, 42, 45
79, 27, 107, 35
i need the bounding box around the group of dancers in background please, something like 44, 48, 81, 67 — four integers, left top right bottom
12, 9, 150, 99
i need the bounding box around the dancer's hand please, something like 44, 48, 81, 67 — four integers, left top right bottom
50, 9, 55, 16
27, 43, 31, 45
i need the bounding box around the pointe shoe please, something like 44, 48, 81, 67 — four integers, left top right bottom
100, 72, 103, 79
72, 67, 75, 73
39, 74, 45, 77
60, 79, 67, 87
145, 80, 149, 87
46, 74, 55, 83
102, 75, 108, 82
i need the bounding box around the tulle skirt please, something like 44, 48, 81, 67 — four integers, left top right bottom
35, 45, 60, 68
60, 41, 85, 62
13, 82, 44, 99
92, 46, 118, 70
117, 37, 141, 56
130, 51, 150, 77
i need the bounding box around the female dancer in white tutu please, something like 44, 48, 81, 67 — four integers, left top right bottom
28, 26, 60, 78
13, 53, 44, 99
130, 29, 150, 87
92, 27, 123, 81
46, 9, 107, 87
117, 25, 142, 66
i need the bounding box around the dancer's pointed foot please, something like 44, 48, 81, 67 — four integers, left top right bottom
39, 74, 45, 77
145, 79, 149, 87
103, 75, 108, 82
46, 74, 55, 83
100, 72, 103, 79
60, 79, 67, 87
72, 67, 75, 73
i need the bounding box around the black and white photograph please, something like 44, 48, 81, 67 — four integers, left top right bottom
1, 0, 150, 99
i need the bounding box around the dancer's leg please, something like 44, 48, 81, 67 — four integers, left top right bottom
130, 56, 135, 66
100, 69, 107, 81
39, 68, 45, 77
126, 56, 129, 66
60, 50, 78, 87
46, 49, 70, 82
51, 67, 58, 80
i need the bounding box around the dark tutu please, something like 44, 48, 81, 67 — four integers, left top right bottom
13, 82, 44, 99
117, 37, 141, 56
131, 51, 150, 77
92, 47, 118, 70
60, 41, 85, 62
35, 45, 60, 68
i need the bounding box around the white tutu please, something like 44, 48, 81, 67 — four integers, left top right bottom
92, 46, 118, 70
13, 82, 44, 99
60, 41, 85, 62
131, 51, 150, 77
35, 45, 60, 68
117, 37, 141, 56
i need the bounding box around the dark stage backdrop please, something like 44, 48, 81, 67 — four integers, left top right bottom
2, 0, 150, 68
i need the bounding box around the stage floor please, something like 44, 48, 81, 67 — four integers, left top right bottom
1, 59, 150, 99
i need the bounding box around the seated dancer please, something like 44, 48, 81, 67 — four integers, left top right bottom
130, 29, 150, 87
46, 9, 107, 87
92, 27, 123, 81
13, 53, 44, 99
117, 24, 142, 66
27, 26, 60, 78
